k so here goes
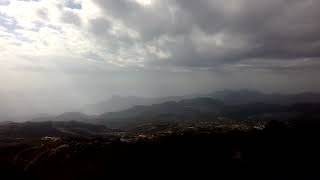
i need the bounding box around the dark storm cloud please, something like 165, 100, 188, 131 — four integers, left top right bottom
92, 0, 320, 70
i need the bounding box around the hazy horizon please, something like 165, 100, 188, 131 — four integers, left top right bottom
1, 0, 320, 119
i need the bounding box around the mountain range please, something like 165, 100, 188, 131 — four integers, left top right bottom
82, 90, 320, 114
2, 90, 320, 130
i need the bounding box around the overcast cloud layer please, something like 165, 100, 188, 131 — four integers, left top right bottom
0, 0, 320, 117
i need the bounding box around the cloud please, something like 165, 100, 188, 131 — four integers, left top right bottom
36, 8, 48, 20
0, 0, 10, 6
88, 0, 320, 71
89, 17, 110, 36
1, 0, 320, 115
65, 0, 82, 10
2, 0, 318, 71
60, 10, 82, 26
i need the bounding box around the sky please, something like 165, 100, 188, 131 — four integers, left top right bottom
0, 0, 320, 117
